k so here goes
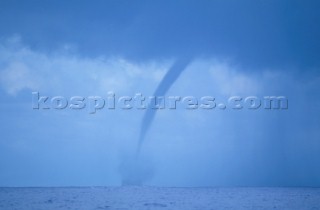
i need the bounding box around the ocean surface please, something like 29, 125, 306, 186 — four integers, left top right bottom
0, 187, 319, 210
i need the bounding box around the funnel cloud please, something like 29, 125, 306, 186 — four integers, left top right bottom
137, 57, 192, 155
120, 57, 192, 186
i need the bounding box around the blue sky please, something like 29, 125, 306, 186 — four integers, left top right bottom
0, 0, 320, 187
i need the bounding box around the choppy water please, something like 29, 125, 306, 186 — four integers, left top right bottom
0, 187, 319, 210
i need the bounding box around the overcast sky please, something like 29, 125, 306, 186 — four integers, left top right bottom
0, 0, 320, 187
